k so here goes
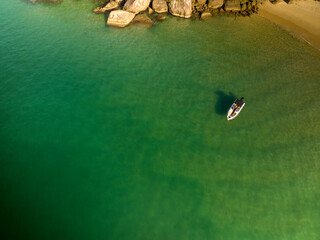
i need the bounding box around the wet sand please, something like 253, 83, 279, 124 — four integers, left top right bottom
259, 0, 320, 51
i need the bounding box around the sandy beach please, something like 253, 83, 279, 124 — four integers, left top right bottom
259, 0, 320, 50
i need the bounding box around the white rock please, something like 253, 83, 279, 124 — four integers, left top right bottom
123, 0, 151, 14
168, 0, 192, 18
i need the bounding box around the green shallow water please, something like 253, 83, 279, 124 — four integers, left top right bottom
1, 1, 320, 239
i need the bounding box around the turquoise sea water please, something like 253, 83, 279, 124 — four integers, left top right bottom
1, 1, 320, 239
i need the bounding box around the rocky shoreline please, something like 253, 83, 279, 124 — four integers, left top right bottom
26, 0, 320, 46
93, 0, 261, 28
26, 0, 260, 28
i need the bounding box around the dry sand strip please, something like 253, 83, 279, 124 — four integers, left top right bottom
259, 0, 320, 51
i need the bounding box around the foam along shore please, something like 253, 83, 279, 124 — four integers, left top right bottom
259, 0, 320, 51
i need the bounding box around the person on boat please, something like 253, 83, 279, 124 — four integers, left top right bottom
233, 104, 240, 110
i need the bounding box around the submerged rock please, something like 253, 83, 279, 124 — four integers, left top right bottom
152, 0, 168, 13
132, 14, 154, 27
123, 0, 151, 14
107, 10, 136, 27
225, 0, 241, 12
93, 1, 119, 13
134, 14, 154, 23
201, 11, 212, 19
168, 0, 192, 18
93, 6, 105, 13
156, 14, 167, 21
208, 0, 224, 9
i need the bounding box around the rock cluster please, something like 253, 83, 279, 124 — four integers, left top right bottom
91, 0, 262, 28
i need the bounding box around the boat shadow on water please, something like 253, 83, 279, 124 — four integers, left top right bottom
214, 91, 236, 115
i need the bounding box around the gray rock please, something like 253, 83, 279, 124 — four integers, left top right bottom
152, 0, 168, 13
225, 0, 241, 12
107, 10, 136, 27
208, 0, 224, 9
201, 11, 212, 19
123, 0, 151, 14
168, 0, 192, 18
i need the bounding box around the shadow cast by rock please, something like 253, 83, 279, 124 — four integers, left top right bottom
215, 91, 236, 115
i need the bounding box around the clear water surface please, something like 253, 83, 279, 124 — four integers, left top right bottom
0, 1, 320, 240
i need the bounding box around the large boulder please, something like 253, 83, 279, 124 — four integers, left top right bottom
93, 1, 119, 13
225, 0, 241, 11
152, 0, 168, 13
123, 0, 151, 14
107, 10, 136, 27
168, 0, 192, 18
208, 0, 224, 9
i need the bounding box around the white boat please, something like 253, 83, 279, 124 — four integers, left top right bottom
227, 97, 245, 120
